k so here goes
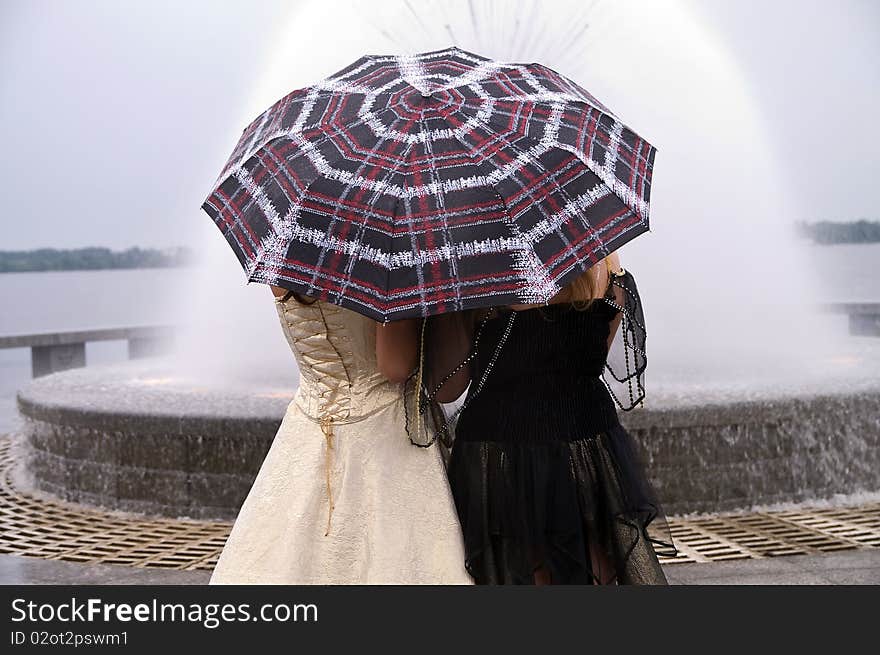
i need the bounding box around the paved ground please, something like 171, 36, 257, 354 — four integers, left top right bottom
2, 550, 878, 585
664, 549, 880, 585
0, 555, 210, 585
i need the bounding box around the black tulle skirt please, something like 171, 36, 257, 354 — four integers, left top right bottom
447, 423, 676, 585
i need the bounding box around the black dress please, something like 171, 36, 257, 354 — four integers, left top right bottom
443, 271, 675, 585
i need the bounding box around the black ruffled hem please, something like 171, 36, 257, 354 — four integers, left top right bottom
447, 426, 676, 585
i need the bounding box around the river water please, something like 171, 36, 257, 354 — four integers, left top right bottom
1, 243, 877, 433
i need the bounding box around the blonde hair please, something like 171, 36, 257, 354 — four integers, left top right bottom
555, 258, 606, 310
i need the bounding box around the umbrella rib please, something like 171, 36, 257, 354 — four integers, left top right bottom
453, 99, 651, 223
441, 106, 611, 287
206, 47, 656, 320
430, 111, 563, 303
263, 134, 411, 293
240, 107, 401, 285
330, 125, 416, 307
420, 112, 466, 310
455, 96, 647, 169
219, 99, 398, 190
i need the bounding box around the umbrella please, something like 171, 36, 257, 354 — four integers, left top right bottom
202, 47, 656, 321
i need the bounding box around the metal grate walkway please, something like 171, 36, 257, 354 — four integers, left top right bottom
1, 437, 878, 570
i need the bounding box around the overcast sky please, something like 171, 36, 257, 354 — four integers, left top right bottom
695, 0, 879, 224
0, 0, 877, 250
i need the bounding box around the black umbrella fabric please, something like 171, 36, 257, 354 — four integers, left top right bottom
203, 47, 656, 321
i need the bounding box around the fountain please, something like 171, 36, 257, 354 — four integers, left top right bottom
15, 0, 880, 518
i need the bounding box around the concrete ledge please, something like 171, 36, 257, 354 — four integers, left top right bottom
15, 355, 880, 519
820, 303, 880, 336
0, 326, 175, 349
1, 326, 176, 378
17, 359, 292, 519
621, 389, 880, 514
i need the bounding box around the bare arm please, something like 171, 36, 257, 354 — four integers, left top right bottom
270, 285, 288, 298
429, 311, 479, 403
433, 362, 471, 403
375, 319, 419, 384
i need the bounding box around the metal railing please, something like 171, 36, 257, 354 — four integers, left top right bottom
820, 302, 880, 337
0, 325, 175, 378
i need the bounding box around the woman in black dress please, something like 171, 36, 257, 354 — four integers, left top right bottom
411, 253, 675, 585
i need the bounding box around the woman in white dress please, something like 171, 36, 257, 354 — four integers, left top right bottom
209, 288, 471, 584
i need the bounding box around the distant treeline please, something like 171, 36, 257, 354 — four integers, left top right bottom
0, 247, 195, 273
795, 220, 880, 245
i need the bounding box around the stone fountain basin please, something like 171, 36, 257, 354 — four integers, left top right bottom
16, 358, 293, 519
623, 382, 880, 514
15, 345, 880, 519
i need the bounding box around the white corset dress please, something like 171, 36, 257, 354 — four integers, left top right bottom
209, 296, 471, 584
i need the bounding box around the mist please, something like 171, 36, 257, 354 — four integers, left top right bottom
2, 0, 877, 388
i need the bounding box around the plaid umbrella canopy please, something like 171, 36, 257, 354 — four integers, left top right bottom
202, 47, 656, 321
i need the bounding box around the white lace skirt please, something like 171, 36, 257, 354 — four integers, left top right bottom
209, 398, 472, 584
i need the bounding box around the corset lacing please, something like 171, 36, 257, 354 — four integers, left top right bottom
278, 291, 349, 536
319, 416, 335, 535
